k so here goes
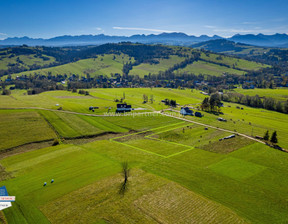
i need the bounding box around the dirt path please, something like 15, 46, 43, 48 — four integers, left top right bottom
0, 107, 157, 117
160, 111, 266, 144
1, 107, 285, 151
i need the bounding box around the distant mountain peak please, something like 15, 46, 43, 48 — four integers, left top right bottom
0, 32, 287, 47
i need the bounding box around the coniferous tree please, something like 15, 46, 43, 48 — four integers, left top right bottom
270, 131, 278, 144
263, 130, 269, 141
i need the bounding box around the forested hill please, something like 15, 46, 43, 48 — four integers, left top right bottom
0, 43, 269, 78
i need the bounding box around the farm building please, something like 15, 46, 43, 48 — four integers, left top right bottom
116, 104, 132, 113
180, 107, 193, 116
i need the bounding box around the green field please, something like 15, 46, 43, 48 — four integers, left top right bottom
0, 53, 55, 71
200, 53, 269, 71
0, 88, 205, 113
8, 54, 133, 78
1, 88, 288, 223
233, 87, 288, 102
176, 60, 245, 76
0, 110, 57, 151
129, 55, 186, 77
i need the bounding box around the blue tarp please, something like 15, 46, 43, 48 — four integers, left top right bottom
0, 186, 8, 196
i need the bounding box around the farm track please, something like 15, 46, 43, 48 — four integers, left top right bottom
161, 110, 288, 152
1, 106, 286, 152
0, 107, 156, 117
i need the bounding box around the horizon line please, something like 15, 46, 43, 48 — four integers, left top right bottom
1, 32, 288, 40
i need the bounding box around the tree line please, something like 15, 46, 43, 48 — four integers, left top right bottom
221, 92, 288, 114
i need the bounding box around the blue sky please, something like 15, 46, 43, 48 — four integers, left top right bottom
0, 0, 287, 39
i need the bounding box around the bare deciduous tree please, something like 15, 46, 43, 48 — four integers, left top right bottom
119, 162, 130, 195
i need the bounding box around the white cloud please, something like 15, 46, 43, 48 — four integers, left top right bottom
0, 33, 7, 40
204, 25, 278, 35
213, 28, 259, 33
113, 27, 179, 33
204, 25, 217, 29
241, 21, 259, 25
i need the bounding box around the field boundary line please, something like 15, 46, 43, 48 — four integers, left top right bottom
145, 136, 192, 148
110, 139, 166, 158
145, 124, 193, 137
161, 111, 267, 145
111, 121, 197, 158
38, 111, 62, 139
0, 107, 159, 117
166, 147, 195, 158
110, 122, 185, 140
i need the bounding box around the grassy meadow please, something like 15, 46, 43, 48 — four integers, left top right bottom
200, 52, 269, 71
0, 53, 55, 71
233, 87, 288, 102
176, 60, 245, 76
129, 55, 186, 77
6, 54, 133, 79
1, 87, 288, 223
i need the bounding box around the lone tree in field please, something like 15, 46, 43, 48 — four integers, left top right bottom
143, 94, 148, 103
150, 95, 154, 104
270, 131, 278, 144
119, 162, 130, 195
263, 130, 269, 141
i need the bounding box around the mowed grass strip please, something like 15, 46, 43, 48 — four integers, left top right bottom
39, 110, 128, 138
41, 169, 246, 224
135, 182, 247, 224
0, 110, 57, 151
209, 157, 266, 181
126, 139, 189, 157
103, 115, 182, 131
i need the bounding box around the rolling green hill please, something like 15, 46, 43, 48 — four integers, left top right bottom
176, 60, 245, 76
129, 55, 186, 77
8, 54, 134, 78
0, 43, 269, 81
192, 39, 270, 55
0, 46, 56, 75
